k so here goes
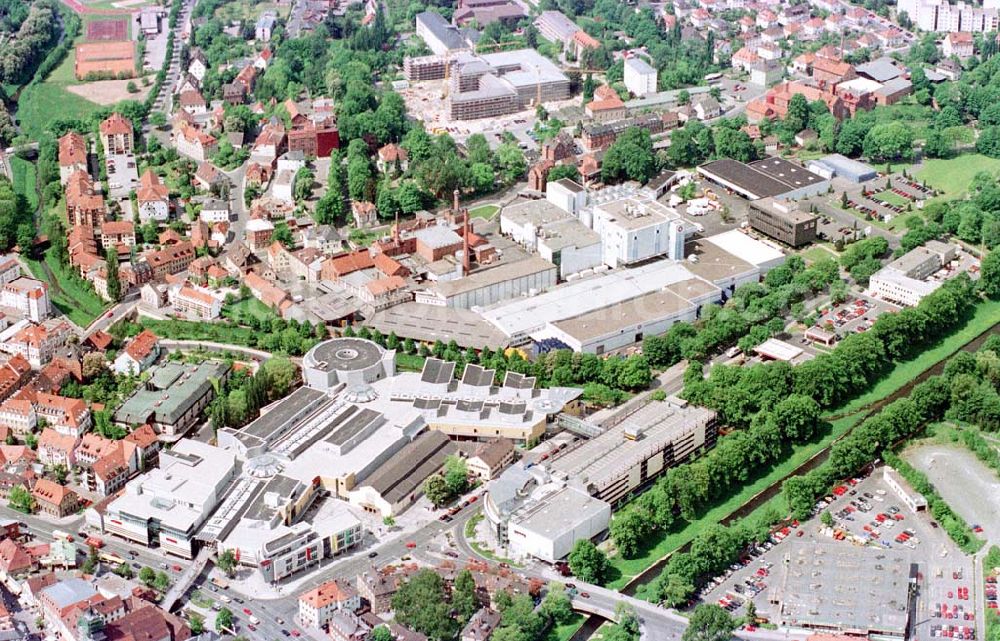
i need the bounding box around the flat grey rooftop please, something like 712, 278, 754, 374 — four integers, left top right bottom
325, 407, 383, 446
243, 386, 327, 440
549, 403, 715, 490
501, 199, 573, 228
511, 485, 608, 535
770, 539, 912, 636
369, 302, 510, 350
309, 338, 385, 372
537, 219, 600, 252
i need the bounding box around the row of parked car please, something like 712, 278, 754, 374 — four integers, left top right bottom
931, 624, 975, 639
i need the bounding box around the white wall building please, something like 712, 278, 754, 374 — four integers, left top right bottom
198, 198, 231, 224
415, 257, 558, 309
897, 0, 998, 31
415, 11, 471, 55
591, 197, 691, 268
0, 278, 50, 322
543, 279, 718, 354
624, 56, 658, 97
506, 485, 610, 563
480, 259, 722, 350
299, 580, 362, 630
883, 466, 928, 512
546, 179, 587, 216
868, 241, 956, 307
103, 440, 238, 558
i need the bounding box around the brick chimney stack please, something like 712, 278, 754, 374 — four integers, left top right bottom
462, 208, 471, 276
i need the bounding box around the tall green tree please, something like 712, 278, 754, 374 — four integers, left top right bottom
105, 247, 121, 302
443, 455, 468, 496
215, 608, 234, 633
682, 605, 737, 641
217, 549, 237, 578
8, 485, 34, 513
980, 251, 1000, 298
602, 127, 656, 183
391, 569, 458, 641
452, 569, 478, 623
423, 474, 450, 507
567, 539, 609, 584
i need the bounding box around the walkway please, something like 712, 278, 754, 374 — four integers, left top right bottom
159, 339, 293, 363
160, 546, 213, 612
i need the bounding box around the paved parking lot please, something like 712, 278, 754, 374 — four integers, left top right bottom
106, 153, 139, 201
908, 445, 1000, 543
696, 468, 974, 641
812, 294, 897, 338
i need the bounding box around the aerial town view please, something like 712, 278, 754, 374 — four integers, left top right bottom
0, 0, 999, 638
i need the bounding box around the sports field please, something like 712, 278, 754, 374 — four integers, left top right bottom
85, 18, 128, 40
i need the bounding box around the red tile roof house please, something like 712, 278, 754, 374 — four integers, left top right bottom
31, 479, 80, 517
37, 428, 80, 468
298, 579, 361, 628
90, 448, 132, 496
0, 537, 36, 576
112, 330, 160, 376
58, 132, 88, 185
33, 392, 92, 438
123, 424, 160, 471
99, 113, 134, 155
136, 170, 170, 222
0, 354, 32, 403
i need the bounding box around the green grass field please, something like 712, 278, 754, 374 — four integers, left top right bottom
10, 157, 38, 212
799, 245, 837, 264
545, 615, 585, 641
16, 31, 103, 139
225, 298, 278, 322
24, 253, 107, 326
468, 204, 500, 220
916, 155, 1000, 201
875, 190, 910, 208
396, 352, 427, 372
608, 297, 1000, 593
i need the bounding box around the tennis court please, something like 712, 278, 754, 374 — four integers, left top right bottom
86, 18, 128, 40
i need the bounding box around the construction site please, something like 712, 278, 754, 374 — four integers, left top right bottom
400, 48, 582, 135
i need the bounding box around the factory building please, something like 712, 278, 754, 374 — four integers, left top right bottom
544, 279, 719, 354
589, 196, 695, 268
415, 256, 558, 308
499, 199, 601, 280
479, 260, 721, 351
698, 157, 831, 202
807, 154, 878, 183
